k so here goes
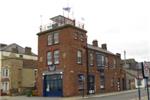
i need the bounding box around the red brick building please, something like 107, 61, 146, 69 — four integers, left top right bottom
37, 15, 126, 97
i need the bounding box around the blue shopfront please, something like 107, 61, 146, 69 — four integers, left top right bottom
43, 73, 63, 97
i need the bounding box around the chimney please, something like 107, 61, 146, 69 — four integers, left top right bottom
92, 40, 98, 47
116, 53, 121, 58
101, 43, 107, 50
0, 44, 7, 48
25, 47, 32, 55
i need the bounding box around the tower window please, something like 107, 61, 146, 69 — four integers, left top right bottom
48, 32, 59, 45
77, 50, 82, 64
54, 32, 59, 44
54, 50, 60, 64
47, 52, 52, 65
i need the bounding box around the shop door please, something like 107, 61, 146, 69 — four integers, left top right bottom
43, 74, 62, 97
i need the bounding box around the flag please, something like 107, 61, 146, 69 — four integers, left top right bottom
63, 7, 71, 12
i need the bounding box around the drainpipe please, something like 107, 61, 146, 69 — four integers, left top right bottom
86, 43, 89, 95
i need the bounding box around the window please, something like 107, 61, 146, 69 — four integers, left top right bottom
48, 32, 59, 45
2, 68, 4, 76
54, 32, 59, 44
6, 69, 8, 77
89, 52, 94, 66
47, 52, 52, 65
1, 68, 9, 78
78, 74, 84, 90
88, 75, 95, 93
2, 82, 9, 93
48, 34, 53, 45
54, 50, 59, 64
80, 34, 84, 42
113, 59, 116, 68
74, 32, 78, 39
100, 76, 105, 89
96, 54, 105, 68
105, 57, 108, 67
77, 50, 82, 64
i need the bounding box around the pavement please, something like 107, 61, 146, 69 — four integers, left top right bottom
0, 89, 145, 100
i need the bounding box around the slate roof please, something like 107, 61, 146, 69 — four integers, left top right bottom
87, 44, 115, 55
0, 43, 37, 56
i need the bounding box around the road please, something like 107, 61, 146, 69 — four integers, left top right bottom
84, 89, 148, 100
0, 89, 149, 100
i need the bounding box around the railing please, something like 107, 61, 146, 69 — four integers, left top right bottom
40, 21, 84, 32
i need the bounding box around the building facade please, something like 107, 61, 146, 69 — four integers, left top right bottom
0, 43, 37, 95
122, 59, 138, 90
37, 15, 126, 97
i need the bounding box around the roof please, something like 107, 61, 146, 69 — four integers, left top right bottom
87, 44, 115, 55
0, 43, 37, 56
50, 15, 74, 24
122, 59, 137, 63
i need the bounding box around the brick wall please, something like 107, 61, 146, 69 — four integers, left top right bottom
37, 24, 126, 97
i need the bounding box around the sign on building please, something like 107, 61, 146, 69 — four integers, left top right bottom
142, 62, 150, 78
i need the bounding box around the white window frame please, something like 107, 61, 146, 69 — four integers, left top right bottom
54, 50, 59, 64
2, 81, 9, 93
89, 52, 94, 66
77, 50, 82, 64
47, 52, 52, 65
54, 32, 59, 44
1, 68, 9, 78
48, 34, 53, 45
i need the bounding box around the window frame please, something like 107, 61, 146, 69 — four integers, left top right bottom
54, 50, 60, 64
96, 53, 105, 68
89, 52, 94, 66
78, 74, 85, 91
1, 68, 9, 78
47, 51, 52, 65
48, 34, 53, 45
47, 32, 59, 46
77, 50, 82, 64
53, 32, 59, 44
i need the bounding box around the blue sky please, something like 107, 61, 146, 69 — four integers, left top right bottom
0, 0, 150, 61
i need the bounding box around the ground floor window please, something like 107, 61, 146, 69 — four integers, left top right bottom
88, 75, 95, 94
2, 81, 9, 93
100, 75, 105, 90
78, 74, 85, 91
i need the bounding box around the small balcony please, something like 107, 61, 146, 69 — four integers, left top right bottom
40, 15, 85, 32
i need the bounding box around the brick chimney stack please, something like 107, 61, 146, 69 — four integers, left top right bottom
25, 47, 32, 55
116, 53, 121, 58
92, 40, 98, 47
101, 44, 107, 50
